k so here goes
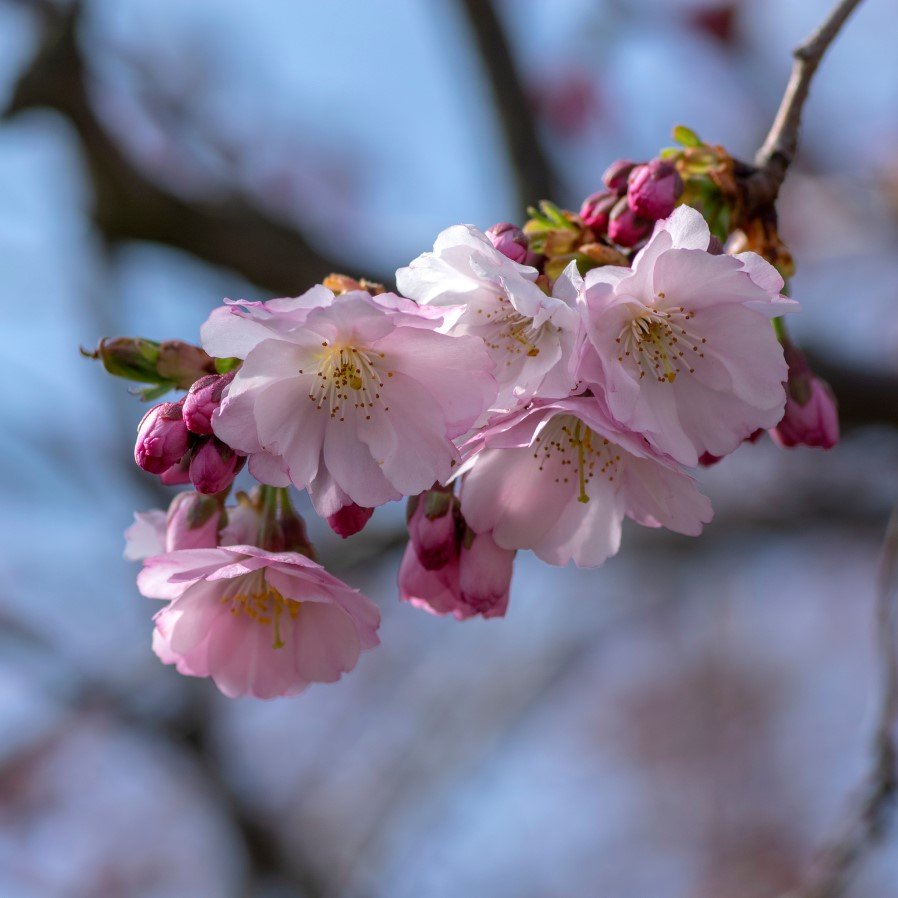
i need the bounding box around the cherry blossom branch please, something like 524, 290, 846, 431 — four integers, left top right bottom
456, 0, 558, 206
741, 0, 865, 215
778, 509, 898, 898
3, 0, 384, 294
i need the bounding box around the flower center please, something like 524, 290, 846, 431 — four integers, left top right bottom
220, 569, 299, 649
305, 344, 392, 422
616, 304, 706, 384
476, 298, 546, 363
532, 414, 621, 503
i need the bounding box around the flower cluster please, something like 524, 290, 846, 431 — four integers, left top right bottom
98, 129, 839, 699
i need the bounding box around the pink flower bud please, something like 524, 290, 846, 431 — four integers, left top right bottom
608, 197, 651, 247
327, 501, 374, 538
183, 371, 234, 436
485, 222, 530, 265
458, 531, 514, 617
579, 190, 618, 233
626, 160, 683, 220
160, 456, 191, 485
189, 438, 243, 494
407, 489, 459, 571
165, 491, 222, 551
772, 378, 839, 449
134, 402, 190, 474
770, 346, 839, 450
602, 159, 636, 194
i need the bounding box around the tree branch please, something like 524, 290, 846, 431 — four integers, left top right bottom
741, 0, 864, 216
779, 508, 898, 898
3, 0, 386, 294
456, 0, 558, 209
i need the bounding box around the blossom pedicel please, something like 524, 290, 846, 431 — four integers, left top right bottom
100, 124, 837, 698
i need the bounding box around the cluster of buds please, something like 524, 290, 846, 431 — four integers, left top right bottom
580, 156, 684, 248
134, 372, 245, 494
399, 486, 514, 620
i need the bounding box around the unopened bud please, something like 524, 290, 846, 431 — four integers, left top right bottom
134, 402, 190, 474
189, 438, 243, 494
485, 222, 530, 265
602, 159, 637, 194
165, 491, 222, 551
183, 372, 234, 436
608, 197, 652, 247
627, 160, 683, 220
579, 191, 618, 233
458, 530, 514, 617
771, 346, 839, 450
407, 489, 459, 570
156, 340, 217, 389
327, 501, 375, 538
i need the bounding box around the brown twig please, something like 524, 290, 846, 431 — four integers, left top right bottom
456, 0, 557, 209
740, 0, 865, 216
778, 509, 898, 898
3, 0, 386, 294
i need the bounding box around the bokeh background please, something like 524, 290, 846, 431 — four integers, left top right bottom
3, 0, 898, 895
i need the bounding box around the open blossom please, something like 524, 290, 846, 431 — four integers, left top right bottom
398, 529, 513, 620
139, 545, 380, 699
208, 287, 496, 516
458, 397, 712, 568
396, 224, 579, 409
200, 286, 333, 360
578, 205, 799, 466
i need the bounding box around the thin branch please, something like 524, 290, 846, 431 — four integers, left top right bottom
778, 508, 898, 898
456, 0, 557, 209
3, 1, 386, 294
741, 0, 864, 215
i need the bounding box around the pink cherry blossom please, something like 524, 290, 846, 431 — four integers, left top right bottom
209, 289, 496, 516
398, 529, 513, 620
138, 545, 380, 699
396, 224, 579, 409
578, 205, 799, 466
458, 396, 713, 568
200, 286, 333, 360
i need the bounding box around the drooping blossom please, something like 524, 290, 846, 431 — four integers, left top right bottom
770, 344, 839, 449
208, 287, 496, 516
139, 545, 380, 699
578, 205, 799, 467
396, 224, 579, 409
398, 529, 513, 620
458, 397, 713, 568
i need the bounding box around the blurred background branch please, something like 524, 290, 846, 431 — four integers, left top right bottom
456, 0, 558, 207
3, 0, 383, 293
